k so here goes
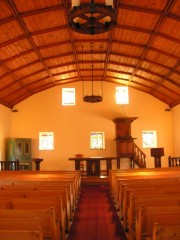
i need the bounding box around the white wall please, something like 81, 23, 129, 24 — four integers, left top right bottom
172, 104, 180, 156
0, 105, 11, 161
10, 82, 175, 170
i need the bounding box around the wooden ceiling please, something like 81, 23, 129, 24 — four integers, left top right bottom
0, 0, 179, 109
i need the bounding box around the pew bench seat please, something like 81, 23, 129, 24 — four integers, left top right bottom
0, 229, 43, 240
153, 223, 180, 240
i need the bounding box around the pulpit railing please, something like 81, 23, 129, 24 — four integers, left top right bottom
133, 143, 146, 168
168, 156, 180, 167
0, 159, 20, 170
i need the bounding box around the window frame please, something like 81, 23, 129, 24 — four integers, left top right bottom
62, 88, 76, 106
115, 86, 129, 104
90, 132, 105, 150
142, 130, 157, 149
39, 132, 54, 150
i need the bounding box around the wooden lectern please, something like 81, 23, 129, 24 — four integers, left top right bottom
151, 148, 164, 168
32, 158, 43, 171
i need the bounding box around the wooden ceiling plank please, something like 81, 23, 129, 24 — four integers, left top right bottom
20, 4, 64, 18
0, 0, 179, 108
5, 0, 55, 84
126, 0, 178, 92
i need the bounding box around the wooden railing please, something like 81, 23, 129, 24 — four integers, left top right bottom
0, 160, 20, 170
133, 143, 146, 168
168, 156, 180, 167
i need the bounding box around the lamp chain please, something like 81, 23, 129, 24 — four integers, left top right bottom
91, 41, 94, 95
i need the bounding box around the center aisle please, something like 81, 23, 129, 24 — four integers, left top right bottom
68, 185, 127, 240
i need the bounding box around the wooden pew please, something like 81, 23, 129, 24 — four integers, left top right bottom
0, 208, 59, 240
153, 223, 180, 240
121, 181, 180, 220
0, 178, 76, 211
0, 181, 73, 226
0, 170, 81, 194
0, 229, 43, 240
116, 177, 180, 213
115, 178, 180, 239
136, 205, 180, 240
0, 196, 66, 240
118, 178, 180, 213
109, 168, 180, 240
109, 168, 180, 198
119, 183, 180, 236
127, 194, 180, 240
0, 174, 79, 212
0, 170, 81, 239
110, 168, 180, 209
0, 170, 81, 198
0, 217, 43, 233
0, 188, 71, 232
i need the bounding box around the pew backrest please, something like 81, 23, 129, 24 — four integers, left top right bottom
0, 208, 59, 240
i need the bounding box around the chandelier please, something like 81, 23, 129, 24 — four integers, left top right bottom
68, 1, 117, 102
69, 0, 117, 35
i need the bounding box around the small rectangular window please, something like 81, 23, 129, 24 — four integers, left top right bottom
142, 130, 157, 148
62, 88, 75, 106
115, 86, 129, 104
39, 132, 54, 150
90, 132, 105, 149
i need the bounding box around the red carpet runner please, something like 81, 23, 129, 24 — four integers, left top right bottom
68, 185, 127, 240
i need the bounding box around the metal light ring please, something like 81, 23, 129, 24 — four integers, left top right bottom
83, 95, 103, 103
69, 3, 117, 35
70, 3, 116, 16
69, 4, 117, 22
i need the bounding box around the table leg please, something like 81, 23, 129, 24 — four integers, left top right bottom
75, 160, 81, 170
106, 159, 112, 175
117, 158, 120, 169
154, 157, 161, 168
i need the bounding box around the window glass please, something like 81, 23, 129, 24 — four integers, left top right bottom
90, 132, 105, 149
39, 132, 54, 150
142, 130, 157, 148
115, 86, 129, 104
62, 88, 75, 105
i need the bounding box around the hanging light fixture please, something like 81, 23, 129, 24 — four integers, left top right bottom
68, 1, 116, 102
69, 0, 117, 35
83, 42, 103, 103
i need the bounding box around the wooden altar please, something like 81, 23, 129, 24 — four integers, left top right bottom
69, 157, 117, 176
